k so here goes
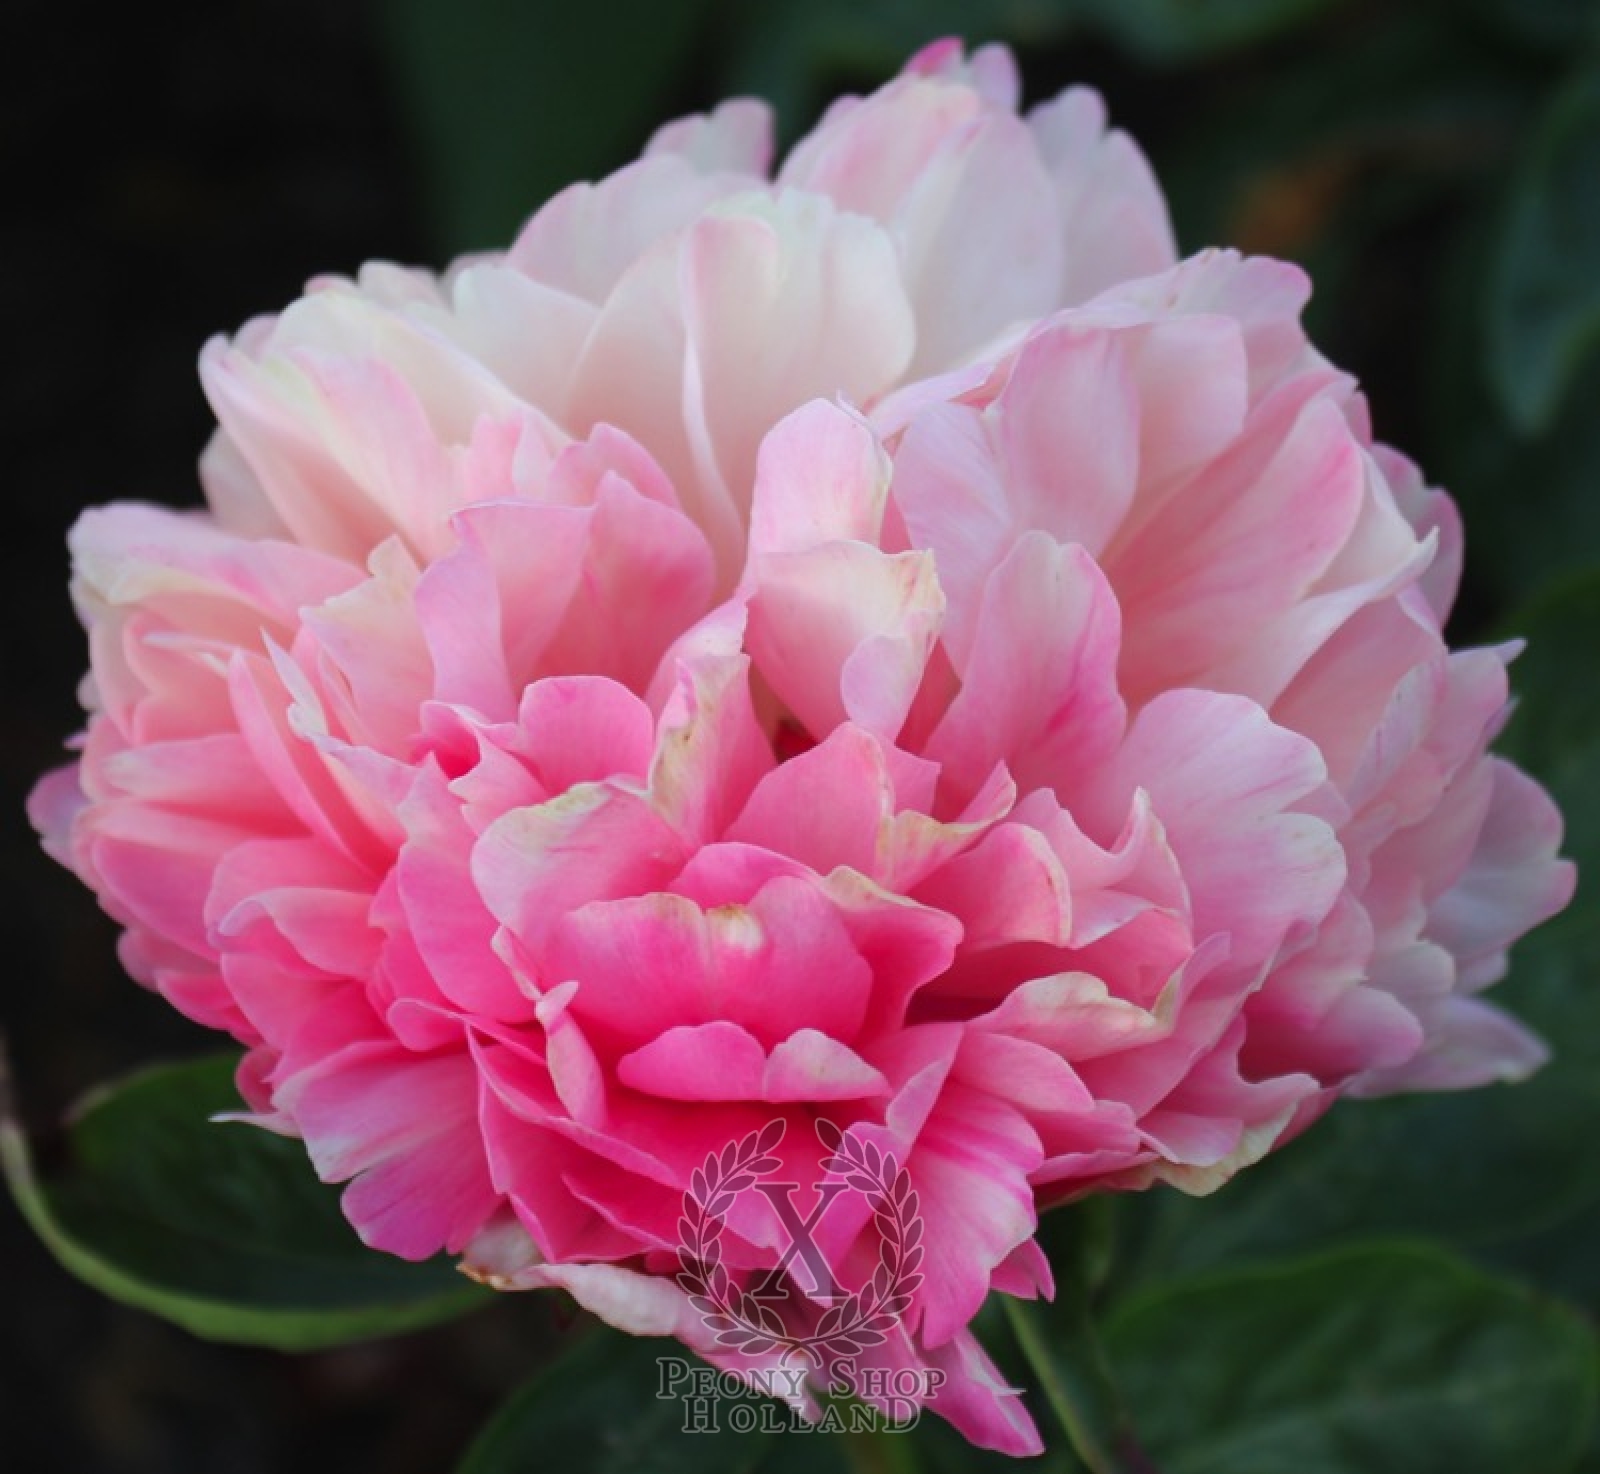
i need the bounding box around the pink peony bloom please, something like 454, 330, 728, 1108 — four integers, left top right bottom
30, 39, 1573, 1454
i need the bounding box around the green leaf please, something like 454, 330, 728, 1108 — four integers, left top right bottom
1486, 68, 1600, 432
456, 1324, 862, 1473
1, 1051, 488, 1350
378, 0, 717, 254
1106, 1244, 1598, 1474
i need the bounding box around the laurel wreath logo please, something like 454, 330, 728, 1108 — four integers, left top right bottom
676, 1118, 925, 1363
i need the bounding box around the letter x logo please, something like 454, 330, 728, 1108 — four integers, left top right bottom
751, 1180, 852, 1301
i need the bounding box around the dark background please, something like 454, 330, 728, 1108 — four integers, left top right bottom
3, 1, 1596, 1469
0, 7, 515, 1470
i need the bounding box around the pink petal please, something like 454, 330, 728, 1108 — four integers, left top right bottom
387, 765, 531, 1022
910, 1084, 1041, 1346
549, 876, 874, 1049
746, 398, 891, 555
473, 781, 688, 956
1111, 394, 1368, 702
728, 723, 897, 878
617, 1022, 887, 1102
909, 1326, 1045, 1455
511, 677, 656, 794
926, 535, 1125, 811
972, 972, 1163, 1060
278, 1045, 499, 1259
648, 650, 773, 847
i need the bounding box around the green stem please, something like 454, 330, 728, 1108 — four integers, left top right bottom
1003, 1291, 1160, 1474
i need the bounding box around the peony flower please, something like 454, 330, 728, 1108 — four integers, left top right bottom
30, 38, 1573, 1454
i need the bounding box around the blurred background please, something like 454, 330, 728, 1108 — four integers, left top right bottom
3, 1, 1596, 1469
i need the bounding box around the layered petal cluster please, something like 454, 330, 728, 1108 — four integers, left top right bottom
31, 40, 1572, 1455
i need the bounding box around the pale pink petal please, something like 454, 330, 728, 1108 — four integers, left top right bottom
680, 190, 916, 526
902, 38, 1019, 106
508, 155, 742, 303
646, 97, 774, 177
1028, 86, 1177, 303
882, 399, 1013, 669
782, 64, 1058, 373
563, 233, 712, 538
971, 972, 1163, 1060
537, 471, 717, 691
748, 539, 943, 744
727, 723, 898, 879
200, 427, 289, 539
302, 541, 432, 752
1427, 759, 1576, 972
1378, 444, 1464, 621
985, 323, 1142, 557
1240, 896, 1423, 1085
763, 1029, 889, 1100
441, 264, 597, 415
1110, 395, 1368, 702
202, 298, 518, 564
26, 763, 88, 870
511, 677, 656, 794
1350, 995, 1551, 1096
417, 499, 588, 719
1091, 690, 1345, 966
